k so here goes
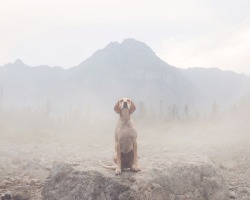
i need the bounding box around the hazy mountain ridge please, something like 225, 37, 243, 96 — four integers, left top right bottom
181, 67, 250, 109
0, 59, 66, 108
0, 39, 250, 115
67, 39, 198, 111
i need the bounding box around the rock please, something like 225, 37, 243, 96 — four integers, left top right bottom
229, 191, 237, 199
221, 161, 237, 170
228, 185, 234, 190
42, 154, 229, 200
242, 187, 250, 194
1, 194, 5, 200
0, 182, 5, 189
230, 182, 236, 186
26, 179, 40, 186
23, 161, 43, 170
11, 158, 21, 165
12, 186, 31, 200
1, 191, 12, 200
241, 196, 250, 200
4, 191, 12, 200
2, 180, 11, 186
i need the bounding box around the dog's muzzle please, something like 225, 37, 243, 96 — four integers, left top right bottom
123, 102, 128, 109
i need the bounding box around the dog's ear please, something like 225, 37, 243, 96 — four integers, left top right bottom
114, 101, 121, 114
129, 101, 136, 114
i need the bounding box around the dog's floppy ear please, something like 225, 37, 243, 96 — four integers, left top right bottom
114, 101, 121, 114
129, 100, 136, 114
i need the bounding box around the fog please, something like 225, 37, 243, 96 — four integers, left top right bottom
1, 92, 250, 147
1, 40, 250, 199
1, 87, 250, 199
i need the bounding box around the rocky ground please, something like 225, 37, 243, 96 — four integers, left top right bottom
0, 132, 250, 200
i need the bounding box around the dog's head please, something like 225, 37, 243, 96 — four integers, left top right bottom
114, 97, 136, 114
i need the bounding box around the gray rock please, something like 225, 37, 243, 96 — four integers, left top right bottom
12, 186, 31, 200
242, 187, 250, 194
241, 196, 250, 200
2, 180, 11, 187
25, 179, 40, 186
42, 154, 229, 200
0, 191, 12, 200
22, 160, 43, 170
229, 191, 237, 199
11, 158, 21, 165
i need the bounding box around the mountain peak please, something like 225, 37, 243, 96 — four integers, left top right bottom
84, 38, 157, 66
71, 38, 172, 73
9, 59, 29, 69
104, 38, 155, 55
122, 38, 147, 46
1, 59, 28, 69
14, 59, 25, 65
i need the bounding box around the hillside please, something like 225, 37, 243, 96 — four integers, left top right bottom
181, 67, 250, 109
68, 39, 198, 111
0, 39, 250, 116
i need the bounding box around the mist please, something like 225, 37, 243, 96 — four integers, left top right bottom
1, 91, 250, 146
1, 39, 250, 199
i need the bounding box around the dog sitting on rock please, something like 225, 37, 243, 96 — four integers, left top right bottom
99, 97, 141, 175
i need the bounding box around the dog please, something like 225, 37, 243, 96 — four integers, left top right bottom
99, 97, 141, 175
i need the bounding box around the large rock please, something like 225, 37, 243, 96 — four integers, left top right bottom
42, 154, 228, 200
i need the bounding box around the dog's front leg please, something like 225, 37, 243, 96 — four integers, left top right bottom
115, 142, 122, 175
131, 140, 141, 172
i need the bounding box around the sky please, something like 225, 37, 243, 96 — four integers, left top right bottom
0, 0, 250, 75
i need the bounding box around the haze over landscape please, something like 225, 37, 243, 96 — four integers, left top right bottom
1, 0, 250, 199
0, 38, 250, 142
1, 39, 250, 199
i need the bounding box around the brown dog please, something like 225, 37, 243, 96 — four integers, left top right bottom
99, 97, 141, 175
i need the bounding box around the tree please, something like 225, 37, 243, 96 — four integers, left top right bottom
159, 99, 164, 118
169, 104, 179, 120
138, 101, 147, 119
0, 85, 3, 117
211, 101, 220, 119
183, 104, 190, 121
184, 104, 189, 117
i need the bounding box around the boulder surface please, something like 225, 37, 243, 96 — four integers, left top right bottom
42, 153, 228, 200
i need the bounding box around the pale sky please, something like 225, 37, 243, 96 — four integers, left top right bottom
1, 0, 250, 75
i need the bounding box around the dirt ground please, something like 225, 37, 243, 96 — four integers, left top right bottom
1, 125, 250, 200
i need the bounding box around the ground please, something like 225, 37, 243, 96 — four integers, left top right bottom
1, 126, 250, 199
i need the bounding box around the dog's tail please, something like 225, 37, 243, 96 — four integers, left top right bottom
98, 160, 116, 170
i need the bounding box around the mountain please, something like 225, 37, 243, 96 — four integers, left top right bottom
0, 39, 250, 116
181, 67, 250, 109
0, 59, 65, 109
67, 39, 199, 110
